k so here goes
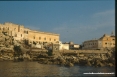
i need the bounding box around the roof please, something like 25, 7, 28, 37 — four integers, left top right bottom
99, 34, 115, 40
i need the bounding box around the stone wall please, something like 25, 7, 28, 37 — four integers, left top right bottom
59, 50, 107, 54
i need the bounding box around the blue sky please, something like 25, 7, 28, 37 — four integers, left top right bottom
0, 0, 115, 44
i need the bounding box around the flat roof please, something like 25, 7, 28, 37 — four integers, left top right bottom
29, 30, 59, 36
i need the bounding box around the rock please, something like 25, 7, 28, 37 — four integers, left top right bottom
108, 63, 114, 67
94, 60, 105, 67
60, 60, 66, 66
79, 59, 87, 66
86, 61, 92, 66
67, 62, 74, 67
53, 61, 59, 65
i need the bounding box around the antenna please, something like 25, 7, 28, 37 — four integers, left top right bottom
111, 31, 114, 36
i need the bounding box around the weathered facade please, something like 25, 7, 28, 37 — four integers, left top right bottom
99, 34, 115, 48
82, 34, 115, 50
0, 22, 59, 44
82, 40, 102, 50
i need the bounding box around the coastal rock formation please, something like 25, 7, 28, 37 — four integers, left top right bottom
0, 30, 115, 67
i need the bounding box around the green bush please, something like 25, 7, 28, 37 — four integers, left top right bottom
47, 50, 53, 56
13, 45, 22, 57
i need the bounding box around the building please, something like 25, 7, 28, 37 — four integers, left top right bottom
0, 22, 60, 45
99, 34, 115, 48
82, 33, 115, 50
58, 41, 69, 50
58, 41, 80, 50
69, 41, 80, 50
82, 40, 102, 50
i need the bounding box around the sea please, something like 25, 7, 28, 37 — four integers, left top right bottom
0, 61, 115, 77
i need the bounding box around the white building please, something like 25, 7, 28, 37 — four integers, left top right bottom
58, 41, 69, 50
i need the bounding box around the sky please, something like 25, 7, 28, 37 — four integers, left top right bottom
0, 0, 115, 44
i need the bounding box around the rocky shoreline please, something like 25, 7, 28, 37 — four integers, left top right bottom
0, 46, 115, 68
0, 54, 115, 68
0, 25, 115, 67
36, 56, 115, 67
32, 48, 115, 67
0, 47, 115, 68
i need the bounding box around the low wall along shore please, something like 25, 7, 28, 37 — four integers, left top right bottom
59, 50, 107, 54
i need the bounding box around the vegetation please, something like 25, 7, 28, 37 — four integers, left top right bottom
47, 50, 53, 56
13, 45, 22, 57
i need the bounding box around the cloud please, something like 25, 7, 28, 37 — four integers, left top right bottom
52, 9, 115, 44
92, 9, 115, 27
93, 9, 115, 17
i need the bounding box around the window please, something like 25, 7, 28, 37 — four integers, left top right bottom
34, 36, 35, 39
39, 37, 41, 40
44, 38, 46, 40
15, 34, 17, 37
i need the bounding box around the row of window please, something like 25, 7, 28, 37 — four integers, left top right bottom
0, 27, 17, 31
24, 31, 28, 34
14, 33, 57, 41
105, 42, 115, 45
106, 38, 115, 41
0, 27, 24, 32
84, 42, 97, 46
14, 34, 57, 41
0, 27, 9, 30
15, 34, 22, 37
33, 36, 56, 41
30, 41, 53, 45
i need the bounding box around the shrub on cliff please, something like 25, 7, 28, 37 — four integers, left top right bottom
13, 45, 22, 57
47, 50, 53, 56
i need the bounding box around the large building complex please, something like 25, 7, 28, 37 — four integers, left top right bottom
82, 33, 115, 50
0, 22, 59, 44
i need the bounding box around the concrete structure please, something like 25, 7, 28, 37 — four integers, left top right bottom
82, 40, 102, 50
69, 42, 80, 50
63, 41, 80, 50
82, 33, 115, 50
0, 22, 60, 45
59, 41, 69, 50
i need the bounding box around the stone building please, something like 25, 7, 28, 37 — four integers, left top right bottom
0, 22, 59, 45
99, 34, 115, 48
82, 33, 115, 50
82, 40, 102, 50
